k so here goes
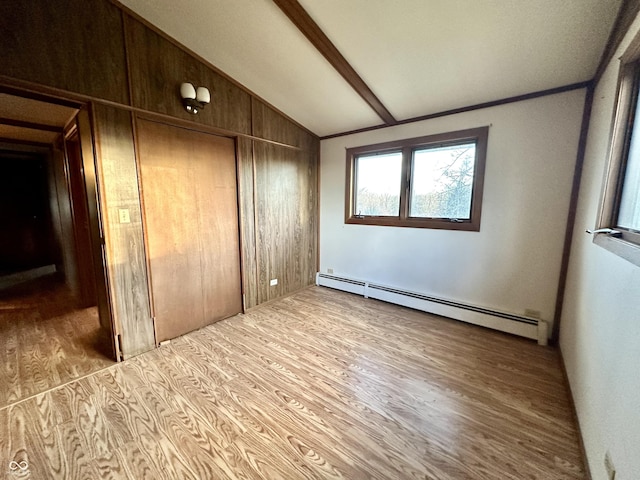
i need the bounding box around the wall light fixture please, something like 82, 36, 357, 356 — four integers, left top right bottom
180, 82, 210, 114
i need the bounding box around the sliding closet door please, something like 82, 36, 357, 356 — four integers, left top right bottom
136, 118, 242, 343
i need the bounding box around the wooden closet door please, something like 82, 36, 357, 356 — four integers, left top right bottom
136, 118, 242, 343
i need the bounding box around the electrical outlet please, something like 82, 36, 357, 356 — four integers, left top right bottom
604, 451, 616, 480
270, 278, 278, 286
524, 308, 540, 319
327, 268, 334, 274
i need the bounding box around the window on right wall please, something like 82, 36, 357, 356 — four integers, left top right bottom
596, 40, 640, 265
616, 67, 640, 235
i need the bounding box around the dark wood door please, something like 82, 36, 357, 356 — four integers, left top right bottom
136, 118, 242, 343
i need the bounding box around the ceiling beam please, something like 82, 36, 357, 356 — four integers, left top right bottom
272, 0, 397, 125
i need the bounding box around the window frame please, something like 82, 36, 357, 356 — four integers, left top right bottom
595, 40, 640, 266
344, 126, 489, 231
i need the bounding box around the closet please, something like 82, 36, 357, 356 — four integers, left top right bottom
136, 118, 242, 343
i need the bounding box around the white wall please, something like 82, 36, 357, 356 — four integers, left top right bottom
561, 13, 640, 480
320, 90, 585, 329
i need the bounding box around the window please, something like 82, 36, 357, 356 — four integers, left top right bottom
618, 79, 640, 233
345, 127, 489, 230
596, 45, 640, 265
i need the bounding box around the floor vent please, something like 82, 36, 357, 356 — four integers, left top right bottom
316, 273, 548, 345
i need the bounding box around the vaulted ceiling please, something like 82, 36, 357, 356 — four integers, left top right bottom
118, 0, 623, 137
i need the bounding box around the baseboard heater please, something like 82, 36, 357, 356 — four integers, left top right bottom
316, 273, 548, 345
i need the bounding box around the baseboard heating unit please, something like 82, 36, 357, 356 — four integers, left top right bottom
316, 273, 548, 345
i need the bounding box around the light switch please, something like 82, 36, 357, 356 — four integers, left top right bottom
118, 208, 131, 224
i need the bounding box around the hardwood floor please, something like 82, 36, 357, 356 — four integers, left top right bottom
0, 275, 114, 409
0, 286, 585, 479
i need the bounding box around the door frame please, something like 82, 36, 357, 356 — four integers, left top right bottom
0, 83, 119, 360
62, 119, 98, 308
75, 107, 118, 360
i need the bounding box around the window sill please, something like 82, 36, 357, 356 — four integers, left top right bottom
593, 233, 640, 267
345, 216, 480, 231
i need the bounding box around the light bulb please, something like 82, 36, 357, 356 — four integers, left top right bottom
180, 82, 196, 100
196, 87, 210, 104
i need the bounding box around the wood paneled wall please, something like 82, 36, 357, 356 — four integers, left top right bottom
253, 142, 318, 305
1, 0, 319, 354
0, 0, 129, 104
124, 17, 252, 135
92, 105, 155, 359
251, 99, 318, 151
237, 137, 260, 309
241, 102, 319, 308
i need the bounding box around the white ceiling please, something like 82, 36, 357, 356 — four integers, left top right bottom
119, 0, 622, 137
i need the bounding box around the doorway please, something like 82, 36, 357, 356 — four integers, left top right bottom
0, 90, 115, 408
136, 118, 243, 342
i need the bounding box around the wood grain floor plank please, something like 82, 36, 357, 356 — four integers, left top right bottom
0, 286, 585, 479
223, 377, 392, 479
226, 358, 441, 479
93, 449, 135, 480
138, 353, 240, 451
53, 420, 96, 479
133, 380, 241, 479
157, 370, 246, 444
7, 402, 35, 479
119, 441, 163, 480
78, 396, 118, 460
140, 431, 199, 480
0, 276, 114, 410
3, 311, 24, 406
218, 338, 456, 479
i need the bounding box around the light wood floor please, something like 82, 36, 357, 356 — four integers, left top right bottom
0, 286, 585, 479
0, 275, 114, 409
